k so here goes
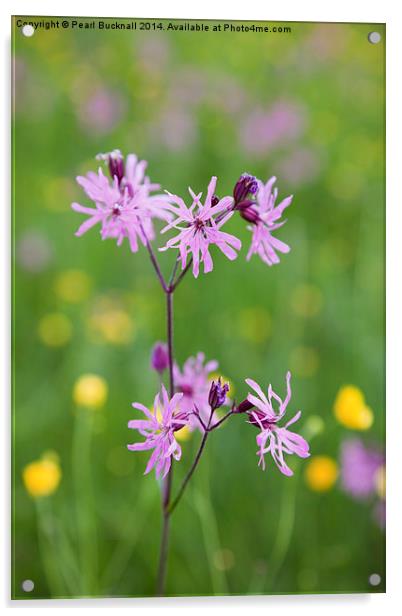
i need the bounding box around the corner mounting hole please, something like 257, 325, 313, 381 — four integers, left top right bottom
22, 579, 34, 592
368, 31, 381, 44
22, 24, 35, 37
369, 573, 381, 586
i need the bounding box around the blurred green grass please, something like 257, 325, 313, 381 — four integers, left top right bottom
12, 17, 385, 598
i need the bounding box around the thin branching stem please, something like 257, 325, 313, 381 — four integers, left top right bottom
141, 224, 168, 293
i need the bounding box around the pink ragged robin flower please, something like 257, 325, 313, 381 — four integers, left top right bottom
72, 151, 172, 252
245, 371, 310, 476
243, 176, 293, 266
340, 438, 384, 501
160, 176, 241, 278
127, 385, 188, 479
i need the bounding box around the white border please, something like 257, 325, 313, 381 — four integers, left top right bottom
2, 1, 401, 614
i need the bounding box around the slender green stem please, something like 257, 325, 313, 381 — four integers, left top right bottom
141, 223, 168, 292
72, 409, 98, 595
209, 410, 235, 431
142, 236, 194, 595
168, 257, 179, 288
167, 409, 214, 515
171, 258, 193, 291
156, 290, 175, 596
167, 431, 209, 515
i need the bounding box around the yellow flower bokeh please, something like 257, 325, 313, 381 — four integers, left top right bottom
304, 456, 338, 492
54, 269, 92, 303
73, 374, 108, 409
175, 425, 192, 442
87, 296, 135, 345
43, 176, 77, 212
23, 454, 62, 498
291, 284, 323, 318
374, 465, 386, 500
38, 313, 73, 347
333, 385, 374, 430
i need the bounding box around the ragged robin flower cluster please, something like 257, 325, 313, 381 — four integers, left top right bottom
72, 149, 310, 594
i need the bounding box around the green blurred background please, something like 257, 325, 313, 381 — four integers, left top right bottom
12, 17, 385, 598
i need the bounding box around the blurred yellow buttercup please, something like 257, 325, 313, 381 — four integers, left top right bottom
333, 385, 374, 430
54, 269, 92, 303
374, 465, 386, 500
87, 296, 135, 345
304, 456, 338, 492
23, 454, 62, 498
73, 374, 108, 409
38, 313, 72, 347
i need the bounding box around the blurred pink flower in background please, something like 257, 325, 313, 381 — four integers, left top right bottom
150, 107, 197, 152
306, 24, 348, 62
173, 352, 220, 430
277, 147, 322, 186
285, 25, 349, 75
76, 87, 127, 136
340, 438, 384, 501
17, 230, 53, 273
208, 74, 249, 115
239, 101, 307, 157
12, 57, 27, 114
13, 56, 57, 119
169, 68, 207, 106
136, 34, 171, 74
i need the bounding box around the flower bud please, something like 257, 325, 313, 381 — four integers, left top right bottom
96, 150, 125, 184
235, 398, 254, 413
151, 342, 169, 373
108, 151, 125, 185
240, 206, 260, 224
234, 199, 255, 211
208, 378, 229, 410
233, 173, 258, 204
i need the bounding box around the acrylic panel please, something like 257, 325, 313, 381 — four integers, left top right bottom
11, 16, 385, 599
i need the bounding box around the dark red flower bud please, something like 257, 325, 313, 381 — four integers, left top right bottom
208, 378, 229, 410
240, 207, 260, 224
151, 342, 169, 373
233, 173, 258, 204
108, 151, 125, 185
235, 398, 254, 413
234, 199, 255, 211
